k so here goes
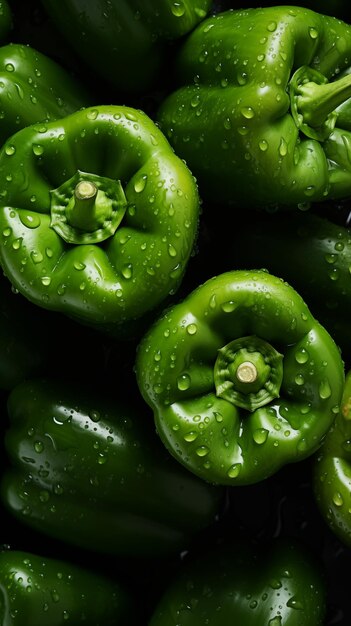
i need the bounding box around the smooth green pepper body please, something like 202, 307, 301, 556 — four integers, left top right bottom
0, 43, 89, 146
39, 0, 212, 95
0, 105, 199, 336
158, 6, 351, 208
313, 369, 351, 547
1, 378, 223, 557
136, 269, 344, 485
148, 537, 326, 625
0, 550, 137, 625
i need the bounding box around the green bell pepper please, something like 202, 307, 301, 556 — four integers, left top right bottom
136, 269, 344, 485
205, 208, 351, 354
0, 1, 11, 42
313, 369, 351, 548
148, 536, 326, 625
0, 43, 89, 146
158, 6, 351, 209
0, 549, 137, 625
39, 0, 212, 95
1, 378, 223, 557
0, 104, 199, 336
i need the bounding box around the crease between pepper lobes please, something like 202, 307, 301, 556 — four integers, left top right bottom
136, 269, 344, 486
157, 6, 351, 209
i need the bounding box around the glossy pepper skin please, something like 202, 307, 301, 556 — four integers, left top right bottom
0, 105, 199, 336
0, 549, 137, 625
148, 537, 326, 625
1, 378, 223, 557
158, 6, 351, 209
207, 209, 351, 354
0, 43, 89, 146
39, 0, 212, 95
313, 369, 351, 548
136, 269, 344, 486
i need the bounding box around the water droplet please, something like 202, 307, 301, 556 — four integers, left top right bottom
41, 276, 51, 286
227, 463, 241, 478
5, 144, 16, 156
196, 445, 209, 457
39, 490, 50, 503
30, 250, 43, 264
259, 139, 268, 151
2, 227, 11, 237
32, 144, 44, 156
87, 109, 98, 120
325, 253, 337, 264
253, 428, 269, 444
5, 62, 14, 72
134, 174, 147, 193
309, 27, 319, 39
267, 21, 277, 31
54, 483, 64, 495
295, 373, 305, 386
186, 323, 197, 335
168, 243, 177, 257
297, 438, 308, 452
34, 441, 44, 453
89, 410, 101, 423
286, 596, 304, 610
304, 185, 315, 197
333, 491, 344, 507
268, 617, 282, 626
20, 213, 41, 229
237, 71, 248, 85
319, 379, 331, 399
177, 373, 191, 390
51, 590, 60, 603
171, 2, 185, 17
279, 137, 288, 156
221, 300, 237, 313
241, 106, 255, 119
125, 111, 138, 122
184, 431, 198, 442
121, 263, 133, 279
12, 237, 22, 250
73, 260, 86, 270
269, 578, 282, 589
295, 347, 309, 364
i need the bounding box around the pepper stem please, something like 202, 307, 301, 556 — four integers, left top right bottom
236, 361, 258, 384
68, 181, 98, 230
290, 66, 351, 141
297, 72, 351, 128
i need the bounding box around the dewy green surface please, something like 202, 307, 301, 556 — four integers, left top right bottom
136, 269, 344, 485
158, 6, 351, 208
0, 105, 200, 335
